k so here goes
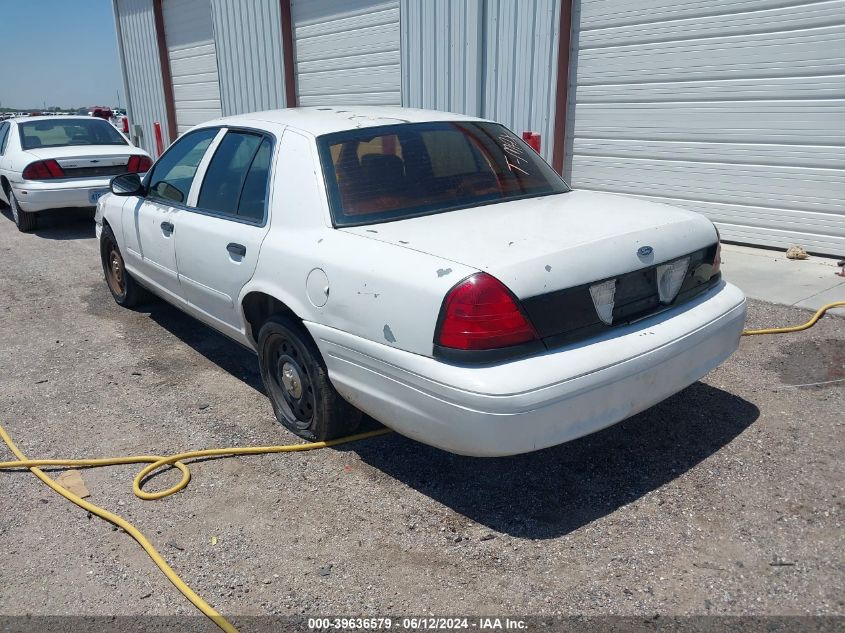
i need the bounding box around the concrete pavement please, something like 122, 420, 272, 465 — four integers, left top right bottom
720, 243, 845, 316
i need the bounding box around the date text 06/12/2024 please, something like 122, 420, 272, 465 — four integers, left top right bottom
307, 617, 528, 630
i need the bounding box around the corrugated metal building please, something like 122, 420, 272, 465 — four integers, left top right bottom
112, 0, 845, 254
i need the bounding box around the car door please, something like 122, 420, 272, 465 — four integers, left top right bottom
121, 127, 218, 298
174, 129, 274, 330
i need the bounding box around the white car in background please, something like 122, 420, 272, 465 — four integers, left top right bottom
0, 115, 151, 232
96, 107, 746, 456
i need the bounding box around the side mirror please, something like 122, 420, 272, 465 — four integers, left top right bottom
110, 172, 145, 196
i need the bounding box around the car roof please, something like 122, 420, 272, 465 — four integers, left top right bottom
197, 106, 489, 137
8, 115, 106, 124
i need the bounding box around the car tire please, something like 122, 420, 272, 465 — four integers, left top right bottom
8, 190, 36, 232
258, 315, 362, 442
100, 225, 147, 307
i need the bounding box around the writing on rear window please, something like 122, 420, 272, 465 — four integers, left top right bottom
498, 133, 530, 176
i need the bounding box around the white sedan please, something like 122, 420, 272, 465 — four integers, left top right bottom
95, 107, 746, 456
0, 116, 151, 232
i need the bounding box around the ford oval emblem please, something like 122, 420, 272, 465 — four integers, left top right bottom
637, 246, 654, 258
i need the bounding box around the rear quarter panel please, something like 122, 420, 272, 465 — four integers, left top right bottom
249, 230, 477, 355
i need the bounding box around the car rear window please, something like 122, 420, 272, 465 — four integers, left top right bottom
19, 119, 127, 150
317, 121, 570, 227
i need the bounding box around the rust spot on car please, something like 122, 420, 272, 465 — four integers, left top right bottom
437, 268, 453, 278
545, 265, 552, 272
383, 325, 396, 343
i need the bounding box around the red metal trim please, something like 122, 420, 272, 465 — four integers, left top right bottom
279, 0, 298, 107
551, 0, 573, 176
152, 0, 178, 143
522, 131, 541, 154
153, 122, 165, 157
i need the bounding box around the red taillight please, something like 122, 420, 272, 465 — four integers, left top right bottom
126, 155, 152, 173
22, 159, 65, 180
122, 117, 129, 133
436, 273, 538, 350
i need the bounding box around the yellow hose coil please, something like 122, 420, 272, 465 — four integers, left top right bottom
0, 300, 842, 632
0, 426, 391, 633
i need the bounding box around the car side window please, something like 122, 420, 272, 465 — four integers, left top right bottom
236, 137, 272, 222
146, 128, 217, 204
0, 123, 9, 155
197, 131, 270, 220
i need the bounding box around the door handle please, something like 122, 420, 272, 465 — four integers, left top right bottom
161, 221, 174, 234
227, 243, 246, 257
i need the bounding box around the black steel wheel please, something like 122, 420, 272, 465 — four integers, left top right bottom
258, 315, 361, 441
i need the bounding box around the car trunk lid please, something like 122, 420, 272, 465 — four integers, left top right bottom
340, 189, 718, 299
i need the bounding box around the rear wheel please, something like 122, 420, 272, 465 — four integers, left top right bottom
8, 190, 36, 232
100, 225, 147, 307
258, 315, 361, 441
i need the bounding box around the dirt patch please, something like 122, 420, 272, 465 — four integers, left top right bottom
765, 338, 845, 388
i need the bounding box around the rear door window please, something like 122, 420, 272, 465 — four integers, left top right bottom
0, 123, 9, 155
237, 137, 272, 222
146, 128, 218, 204
197, 131, 272, 222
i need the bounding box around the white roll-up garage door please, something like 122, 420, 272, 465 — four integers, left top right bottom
566, 0, 845, 255
291, 0, 401, 106
162, 0, 222, 134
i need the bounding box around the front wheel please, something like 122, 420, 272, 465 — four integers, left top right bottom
8, 190, 36, 232
100, 225, 148, 307
258, 315, 361, 441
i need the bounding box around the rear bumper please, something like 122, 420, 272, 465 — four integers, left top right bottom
12, 178, 112, 212
307, 281, 746, 456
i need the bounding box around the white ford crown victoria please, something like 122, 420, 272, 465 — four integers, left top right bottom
95, 107, 746, 456
0, 116, 151, 232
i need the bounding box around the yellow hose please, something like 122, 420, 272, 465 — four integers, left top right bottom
0, 299, 842, 632
0, 425, 391, 633
741, 300, 845, 336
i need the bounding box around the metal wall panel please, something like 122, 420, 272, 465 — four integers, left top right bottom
291, 0, 401, 106
566, 0, 845, 254
483, 0, 561, 164
210, 0, 288, 115
114, 0, 170, 155
401, 0, 561, 164
400, 0, 484, 116
162, 0, 222, 133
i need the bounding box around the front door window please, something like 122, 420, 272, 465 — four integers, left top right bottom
146, 128, 217, 204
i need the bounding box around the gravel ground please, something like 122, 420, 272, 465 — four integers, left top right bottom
0, 210, 842, 626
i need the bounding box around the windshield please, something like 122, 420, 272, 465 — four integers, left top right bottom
317, 121, 570, 227
19, 119, 127, 150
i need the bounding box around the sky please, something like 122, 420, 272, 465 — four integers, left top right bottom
0, 0, 124, 110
